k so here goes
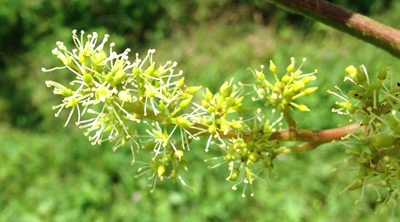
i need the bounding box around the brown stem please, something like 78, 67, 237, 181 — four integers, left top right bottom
266, 0, 400, 58
121, 100, 367, 153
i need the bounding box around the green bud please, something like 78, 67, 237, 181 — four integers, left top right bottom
207, 106, 215, 114
132, 66, 140, 76
345, 65, 357, 79
118, 90, 130, 102
283, 88, 293, 97
83, 73, 94, 85
205, 88, 213, 100
113, 70, 126, 85
180, 96, 192, 109
304, 87, 318, 96
378, 65, 388, 80
302, 76, 315, 84
158, 101, 166, 112
287, 59, 295, 73
371, 134, 396, 148
269, 60, 276, 73
297, 104, 310, 112
187, 86, 202, 95
177, 77, 185, 88
105, 72, 113, 83
145, 62, 155, 76
292, 81, 305, 92
174, 150, 184, 159
346, 178, 364, 191
255, 70, 265, 81
220, 120, 230, 132
208, 124, 217, 134
248, 152, 260, 163
230, 169, 240, 181
67, 97, 78, 107
225, 154, 233, 161
157, 165, 166, 177
231, 121, 244, 131
282, 75, 291, 84
95, 86, 108, 102
356, 66, 367, 83
336, 101, 357, 114
176, 116, 192, 128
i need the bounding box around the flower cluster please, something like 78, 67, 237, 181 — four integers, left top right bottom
43, 30, 203, 190
330, 64, 400, 211
252, 57, 318, 113
44, 30, 321, 197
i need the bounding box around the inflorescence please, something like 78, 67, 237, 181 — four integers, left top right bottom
43, 30, 400, 209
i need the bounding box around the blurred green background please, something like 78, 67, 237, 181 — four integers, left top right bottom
1, 0, 400, 221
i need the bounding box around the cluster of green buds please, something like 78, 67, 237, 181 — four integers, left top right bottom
43, 30, 328, 198
43, 30, 205, 190
252, 57, 318, 113
330, 64, 400, 210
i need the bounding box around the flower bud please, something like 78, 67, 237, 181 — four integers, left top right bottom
67, 97, 78, 107
255, 70, 265, 81
231, 121, 244, 131
378, 65, 388, 80
132, 66, 140, 76
269, 60, 276, 73
187, 86, 202, 95
248, 152, 260, 163
174, 150, 184, 159
292, 81, 305, 92
282, 75, 291, 84
345, 65, 357, 79
287, 59, 295, 73
304, 87, 318, 96
205, 88, 213, 100
371, 134, 396, 148
157, 165, 166, 178
176, 77, 185, 88
83, 73, 94, 85
229, 169, 240, 181
336, 101, 357, 114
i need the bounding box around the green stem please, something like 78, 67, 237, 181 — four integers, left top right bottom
283, 107, 298, 129
266, 0, 400, 58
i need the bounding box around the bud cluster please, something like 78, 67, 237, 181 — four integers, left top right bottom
331, 64, 400, 210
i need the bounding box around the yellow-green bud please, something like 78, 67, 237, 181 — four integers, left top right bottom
145, 62, 155, 76
157, 165, 166, 177
231, 121, 244, 130
255, 70, 265, 81
287, 59, 295, 73
230, 169, 240, 181
345, 65, 357, 79
132, 66, 140, 76
292, 81, 305, 92
187, 86, 202, 95
269, 60, 277, 73
177, 77, 185, 88
205, 88, 213, 100
174, 150, 184, 159
83, 73, 94, 85
304, 87, 318, 96
336, 101, 357, 114
67, 97, 78, 107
